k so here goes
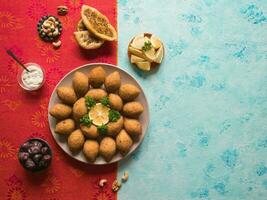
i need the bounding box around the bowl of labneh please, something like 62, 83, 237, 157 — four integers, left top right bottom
17, 63, 45, 91
18, 138, 52, 172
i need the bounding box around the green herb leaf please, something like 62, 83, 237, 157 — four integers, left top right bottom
142, 41, 152, 52
100, 96, 109, 106
85, 96, 96, 108
109, 109, 121, 122
79, 115, 92, 127
98, 124, 108, 134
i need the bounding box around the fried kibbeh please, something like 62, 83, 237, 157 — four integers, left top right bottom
73, 98, 88, 121
99, 137, 116, 162
104, 71, 121, 92
88, 66, 106, 88
107, 116, 123, 137
83, 140, 99, 162
119, 84, 140, 102
57, 86, 77, 105
72, 71, 89, 97
80, 124, 99, 139
49, 103, 72, 120
123, 118, 142, 138
68, 129, 85, 151
108, 93, 123, 111
116, 129, 133, 156
85, 89, 107, 101
55, 119, 75, 135
123, 101, 144, 118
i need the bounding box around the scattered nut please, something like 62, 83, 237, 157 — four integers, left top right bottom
121, 171, 129, 182
112, 180, 121, 192
99, 179, 107, 187
57, 6, 68, 16
53, 29, 59, 36
52, 40, 62, 49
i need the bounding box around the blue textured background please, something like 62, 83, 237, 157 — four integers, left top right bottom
117, 0, 267, 199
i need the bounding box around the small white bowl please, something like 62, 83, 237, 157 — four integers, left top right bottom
17, 63, 46, 91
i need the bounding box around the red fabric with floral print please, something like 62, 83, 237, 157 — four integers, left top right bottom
0, 0, 117, 199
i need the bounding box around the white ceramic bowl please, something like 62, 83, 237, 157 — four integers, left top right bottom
17, 63, 45, 91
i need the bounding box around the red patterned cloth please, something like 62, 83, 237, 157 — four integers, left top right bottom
0, 0, 117, 199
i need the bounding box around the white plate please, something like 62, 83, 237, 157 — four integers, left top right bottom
48, 63, 149, 165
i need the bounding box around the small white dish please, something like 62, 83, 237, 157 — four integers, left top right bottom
17, 63, 45, 91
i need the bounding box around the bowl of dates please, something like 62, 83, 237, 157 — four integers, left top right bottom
18, 138, 52, 172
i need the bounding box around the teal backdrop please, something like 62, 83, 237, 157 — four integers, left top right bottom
118, 0, 267, 199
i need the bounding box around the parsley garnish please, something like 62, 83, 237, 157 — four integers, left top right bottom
98, 124, 108, 134
109, 109, 121, 122
85, 96, 96, 108
100, 96, 109, 106
142, 41, 152, 52
79, 115, 92, 126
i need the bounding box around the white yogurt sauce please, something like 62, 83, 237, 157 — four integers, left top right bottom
21, 65, 44, 89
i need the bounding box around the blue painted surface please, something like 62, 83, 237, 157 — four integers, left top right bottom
117, 0, 267, 199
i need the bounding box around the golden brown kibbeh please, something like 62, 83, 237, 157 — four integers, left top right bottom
116, 129, 133, 156
55, 119, 75, 135
80, 124, 99, 139
83, 140, 99, 162
49, 103, 72, 120
119, 84, 140, 102
73, 97, 88, 121
107, 116, 123, 137
108, 93, 123, 111
104, 71, 121, 92
123, 118, 142, 138
57, 86, 77, 105
68, 129, 85, 151
88, 66, 106, 88
72, 71, 89, 97
123, 101, 144, 118
99, 137, 116, 162
85, 89, 107, 101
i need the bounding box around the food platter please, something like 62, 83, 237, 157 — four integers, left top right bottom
48, 63, 149, 165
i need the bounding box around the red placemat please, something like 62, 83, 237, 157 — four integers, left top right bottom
0, 0, 117, 199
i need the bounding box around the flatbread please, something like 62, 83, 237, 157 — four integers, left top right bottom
81, 5, 117, 41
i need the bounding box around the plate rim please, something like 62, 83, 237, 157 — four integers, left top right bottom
48, 62, 150, 165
